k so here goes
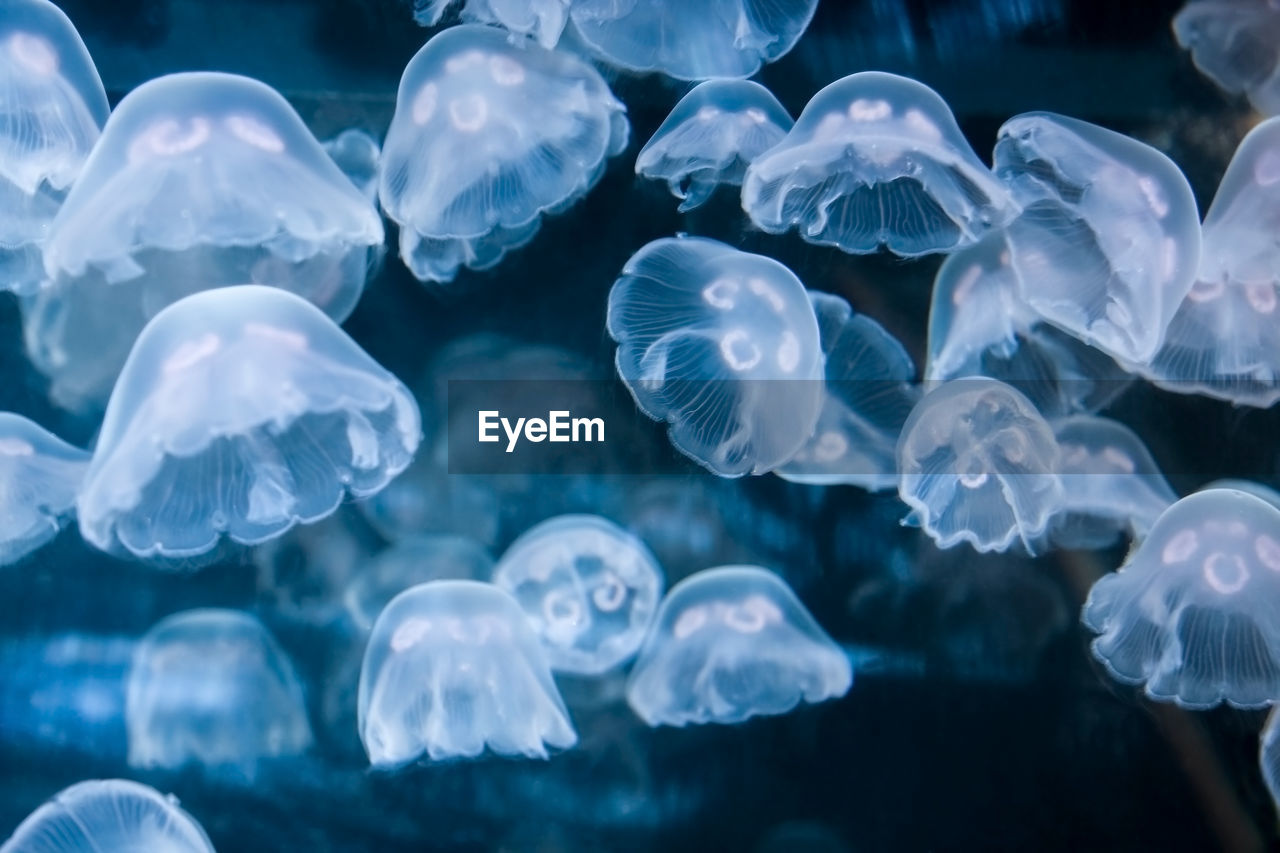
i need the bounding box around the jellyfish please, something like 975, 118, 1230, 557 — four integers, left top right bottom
0, 412, 88, 566
625, 565, 850, 727
897, 378, 1064, 553
0, 0, 108, 294
75, 285, 422, 561
414, 0, 570, 49
344, 535, 495, 631
606, 236, 824, 477
0, 779, 215, 853
1262, 705, 1280, 810
322, 127, 381, 203
492, 515, 665, 676
26, 71, 385, 410
742, 71, 1014, 257
992, 111, 1202, 364
636, 80, 793, 212
357, 580, 577, 765
379, 24, 628, 284
1173, 0, 1280, 115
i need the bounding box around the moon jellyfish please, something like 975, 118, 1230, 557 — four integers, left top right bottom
344, 535, 494, 631
414, 0, 570, 49
322, 127, 381, 203
606, 236, 824, 477
626, 565, 850, 727
636, 80, 793, 212
379, 24, 628, 284
742, 72, 1014, 257
76, 285, 422, 561
492, 515, 664, 676
126, 609, 312, 778
897, 378, 1064, 553
0, 413, 88, 566
27, 71, 385, 409
992, 112, 1202, 364
1083, 488, 1280, 708
357, 580, 577, 765
1173, 0, 1280, 115
1262, 705, 1280, 809
0, 779, 214, 853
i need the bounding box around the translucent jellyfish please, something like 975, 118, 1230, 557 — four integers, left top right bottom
625, 565, 850, 727
742, 71, 1014, 257
0, 413, 88, 566
76, 286, 422, 560
27, 71, 385, 409
1261, 705, 1280, 809
0, 779, 214, 853
992, 112, 1202, 364
344, 535, 495, 631
322, 127, 381, 203
606, 236, 824, 477
897, 378, 1064, 553
357, 580, 577, 765
0, 0, 108, 293
126, 609, 312, 778
1082, 488, 1280, 708
1173, 0, 1280, 115
492, 515, 664, 675
636, 80, 793, 212
379, 24, 628, 284
414, 0, 570, 48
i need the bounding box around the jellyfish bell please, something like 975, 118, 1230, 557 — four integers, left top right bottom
414, 0, 571, 49
1173, 0, 1280, 115
0, 412, 88, 566
322, 127, 381, 203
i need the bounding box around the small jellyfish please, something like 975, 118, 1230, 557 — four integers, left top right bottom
344, 534, 495, 631
606, 236, 824, 477
1261, 705, 1280, 809
1083, 488, 1280, 708
379, 25, 628, 283
0, 413, 88, 566
0, 779, 214, 853
357, 580, 577, 765
1173, 0, 1280, 115
625, 565, 850, 727
76, 286, 421, 561
742, 71, 1014, 257
492, 515, 665, 676
636, 80, 793, 212
897, 378, 1064, 553
992, 112, 1202, 364
414, 0, 570, 49
322, 127, 381, 203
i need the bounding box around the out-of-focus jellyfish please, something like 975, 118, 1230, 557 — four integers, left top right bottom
322, 127, 381, 203
1173, 0, 1280, 115
126, 609, 313, 779
1261, 705, 1280, 809
1082, 487, 1280, 708
344, 534, 494, 631
76, 286, 421, 561
0, 779, 215, 853
357, 580, 577, 765
626, 566, 850, 726
27, 71, 384, 409
992, 111, 1202, 364
492, 515, 664, 675
897, 378, 1063, 553
414, 0, 570, 48
742, 71, 1014, 257
0, 413, 88, 566
379, 24, 628, 284
0, 0, 108, 294
606, 236, 824, 477
636, 80, 793, 212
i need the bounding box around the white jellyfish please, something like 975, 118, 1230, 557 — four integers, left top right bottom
414, 0, 571, 49
322, 127, 381, 203
1083, 488, 1280, 709
606, 236, 824, 477
26, 71, 385, 410
0, 412, 88, 566
742, 71, 1014, 257
1173, 0, 1280, 115
76, 285, 421, 561
625, 565, 850, 727
344, 534, 495, 631
636, 80, 793, 212
492, 515, 665, 676
357, 580, 577, 766
379, 24, 628, 283
1261, 705, 1280, 810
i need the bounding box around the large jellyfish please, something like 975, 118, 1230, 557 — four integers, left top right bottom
742, 71, 1014, 257
26, 71, 384, 410
344, 534, 495, 631
636, 80, 793, 212
1173, 0, 1280, 115
0, 412, 88, 566
625, 565, 851, 727
76, 285, 421, 561
1083, 488, 1280, 708
357, 580, 577, 766
379, 24, 628, 284
606, 236, 824, 477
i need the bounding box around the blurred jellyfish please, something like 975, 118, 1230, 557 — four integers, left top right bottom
1261, 705, 1280, 809
1173, 0, 1280, 115
743, 71, 1014, 257
636, 80, 793, 212
27, 71, 384, 409
897, 378, 1063, 553
992, 112, 1202, 364
621, 477, 759, 582
1083, 488, 1280, 708
76, 286, 421, 561
492, 515, 664, 676
358, 580, 577, 765
414, 0, 570, 48
344, 534, 494, 631
322, 127, 381, 203
379, 24, 628, 283
0, 412, 88, 566
606, 236, 824, 477
626, 565, 850, 726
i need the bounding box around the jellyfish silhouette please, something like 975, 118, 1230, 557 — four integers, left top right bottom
0, 412, 88, 566
322, 127, 381, 203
